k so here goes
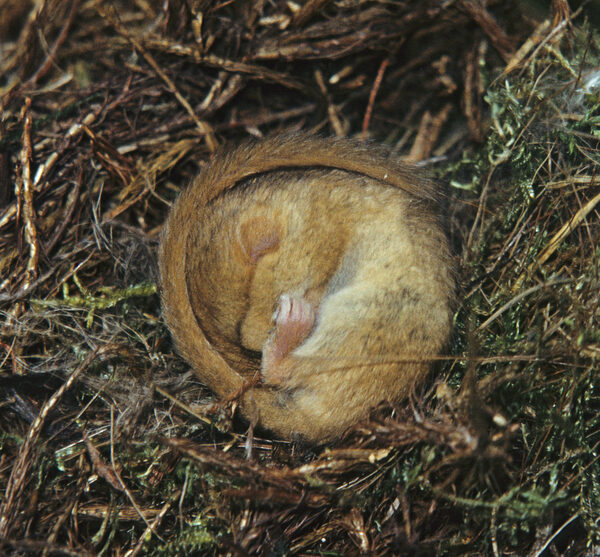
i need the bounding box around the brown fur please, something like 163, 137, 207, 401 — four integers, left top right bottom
159, 133, 455, 443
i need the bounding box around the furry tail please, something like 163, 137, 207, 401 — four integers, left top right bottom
158, 132, 441, 441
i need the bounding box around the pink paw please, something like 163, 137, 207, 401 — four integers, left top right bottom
273, 294, 315, 337
261, 294, 315, 385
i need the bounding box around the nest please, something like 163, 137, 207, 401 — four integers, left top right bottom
1, 0, 599, 554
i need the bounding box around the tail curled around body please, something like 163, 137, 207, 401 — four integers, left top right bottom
158, 132, 450, 443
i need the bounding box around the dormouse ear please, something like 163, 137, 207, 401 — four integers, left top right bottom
237, 215, 281, 264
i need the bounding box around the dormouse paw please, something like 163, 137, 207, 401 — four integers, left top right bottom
273, 294, 315, 333
261, 294, 315, 385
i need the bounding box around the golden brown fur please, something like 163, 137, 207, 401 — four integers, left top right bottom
159, 133, 455, 443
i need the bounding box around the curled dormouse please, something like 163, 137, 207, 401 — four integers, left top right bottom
159, 133, 455, 443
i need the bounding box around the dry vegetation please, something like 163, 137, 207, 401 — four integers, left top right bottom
1, 0, 599, 555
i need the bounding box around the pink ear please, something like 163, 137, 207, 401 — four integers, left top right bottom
238, 216, 281, 263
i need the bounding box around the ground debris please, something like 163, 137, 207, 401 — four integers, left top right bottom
1, 0, 599, 555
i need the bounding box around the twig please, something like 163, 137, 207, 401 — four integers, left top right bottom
503, 20, 552, 75
292, 0, 332, 27
406, 103, 451, 162
0, 340, 18, 374
361, 58, 389, 139
83, 430, 125, 492
25, 0, 81, 88
530, 513, 579, 557
315, 69, 345, 137
144, 39, 308, 92
43, 166, 82, 255
514, 6, 583, 79
460, 0, 514, 62
153, 384, 222, 428
512, 190, 600, 291
465, 167, 493, 255
19, 97, 39, 291
464, 43, 484, 141
125, 489, 182, 557
476, 278, 571, 333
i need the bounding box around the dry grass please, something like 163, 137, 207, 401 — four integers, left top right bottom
1, 0, 599, 554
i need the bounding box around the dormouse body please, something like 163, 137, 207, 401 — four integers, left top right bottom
159, 133, 455, 443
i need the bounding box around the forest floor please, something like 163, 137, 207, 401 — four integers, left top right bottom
1, 0, 599, 555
